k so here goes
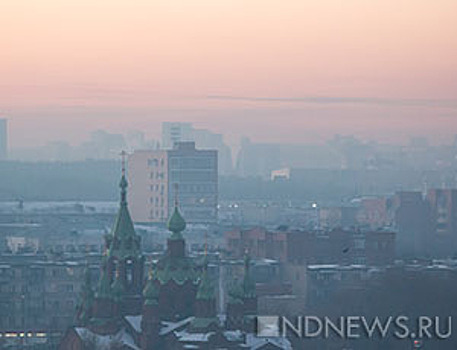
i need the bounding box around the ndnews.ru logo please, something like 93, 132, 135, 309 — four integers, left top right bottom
256, 315, 452, 341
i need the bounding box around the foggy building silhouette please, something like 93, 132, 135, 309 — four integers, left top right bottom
236, 137, 281, 179
0, 118, 7, 160
162, 122, 233, 175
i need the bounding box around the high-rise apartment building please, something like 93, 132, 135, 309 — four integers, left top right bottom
161, 122, 232, 175
0, 118, 7, 160
161, 122, 194, 149
128, 142, 217, 224
128, 149, 169, 223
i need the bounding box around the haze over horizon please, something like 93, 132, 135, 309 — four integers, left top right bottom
1, 0, 456, 148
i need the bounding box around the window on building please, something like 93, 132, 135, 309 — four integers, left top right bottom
354, 239, 365, 249
148, 158, 159, 167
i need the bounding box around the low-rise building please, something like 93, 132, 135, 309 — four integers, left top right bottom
0, 257, 98, 347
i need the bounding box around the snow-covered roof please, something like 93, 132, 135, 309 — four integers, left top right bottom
307, 264, 340, 270
74, 327, 140, 350
125, 315, 142, 333
242, 333, 292, 350
160, 317, 195, 336
175, 330, 215, 342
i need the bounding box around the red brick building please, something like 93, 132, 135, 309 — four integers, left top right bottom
226, 227, 395, 266
224, 227, 287, 262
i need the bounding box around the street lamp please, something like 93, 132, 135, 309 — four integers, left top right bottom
311, 202, 319, 230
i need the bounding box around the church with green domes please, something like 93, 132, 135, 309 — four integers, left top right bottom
59, 165, 291, 350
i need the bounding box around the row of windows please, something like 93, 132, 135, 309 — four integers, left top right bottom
371, 241, 390, 250
150, 172, 165, 180
1, 283, 77, 294
169, 157, 216, 170
0, 299, 74, 313
0, 267, 83, 279
0, 284, 29, 293
147, 158, 165, 167
149, 197, 165, 206
50, 244, 100, 253
53, 284, 75, 293
168, 196, 217, 206
150, 184, 165, 193
314, 268, 367, 281
0, 278, 80, 296
170, 171, 215, 182
172, 184, 217, 193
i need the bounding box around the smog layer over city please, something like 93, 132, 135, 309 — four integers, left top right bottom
1, 1, 457, 349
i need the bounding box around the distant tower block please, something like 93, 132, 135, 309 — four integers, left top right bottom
0, 118, 7, 160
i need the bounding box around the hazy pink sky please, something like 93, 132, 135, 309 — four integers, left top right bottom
1, 0, 457, 148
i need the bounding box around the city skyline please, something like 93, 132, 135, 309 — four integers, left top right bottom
2, 2, 457, 349
1, 0, 457, 148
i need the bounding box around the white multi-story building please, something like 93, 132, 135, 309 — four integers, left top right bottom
128, 142, 218, 224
